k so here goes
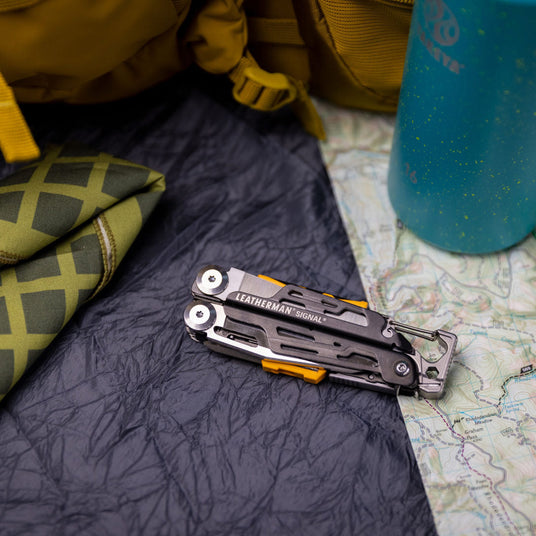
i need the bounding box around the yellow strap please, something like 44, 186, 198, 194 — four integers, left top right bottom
230, 53, 296, 111
247, 17, 305, 46
262, 359, 327, 384
290, 81, 326, 141
229, 52, 325, 140
0, 72, 40, 163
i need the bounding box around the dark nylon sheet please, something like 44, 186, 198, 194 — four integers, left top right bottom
0, 74, 437, 536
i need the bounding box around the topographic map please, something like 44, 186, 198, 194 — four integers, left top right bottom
317, 100, 536, 536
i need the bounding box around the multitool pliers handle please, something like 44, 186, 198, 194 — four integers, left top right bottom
184, 266, 457, 399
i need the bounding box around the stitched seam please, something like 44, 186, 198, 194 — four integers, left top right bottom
91, 213, 116, 298
91, 218, 108, 298
0, 250, 25, 265
100, 213, 117, 275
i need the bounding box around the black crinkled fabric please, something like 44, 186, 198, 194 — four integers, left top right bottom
0, 73, 437, 536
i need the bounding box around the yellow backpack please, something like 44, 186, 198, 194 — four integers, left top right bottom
0, 0, 412, 163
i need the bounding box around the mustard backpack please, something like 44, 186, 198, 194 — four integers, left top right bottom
0, 0, 412, 163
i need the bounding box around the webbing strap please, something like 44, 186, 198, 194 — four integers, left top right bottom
247, 17, 305, 46
230, 53, 297, 111
229, 52, 325, 139
0, 72, 40, 163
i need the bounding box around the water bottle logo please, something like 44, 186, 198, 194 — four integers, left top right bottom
423, 0, 459, 47
404, 162, 418, 184
418, 0, 464, 74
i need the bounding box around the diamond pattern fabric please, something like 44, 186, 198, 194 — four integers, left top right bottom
0, 145, 166, 399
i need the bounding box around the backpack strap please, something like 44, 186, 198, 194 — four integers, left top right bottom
246, 16, 304, 46
229, 51, 325, 139
185, 0, 325, 139
0, 72, 40, 163
229, 51, 297, 111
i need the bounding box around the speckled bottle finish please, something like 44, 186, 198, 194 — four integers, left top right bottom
388, 0, 536, 253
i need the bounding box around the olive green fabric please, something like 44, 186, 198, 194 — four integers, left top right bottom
0, 145, 166, 400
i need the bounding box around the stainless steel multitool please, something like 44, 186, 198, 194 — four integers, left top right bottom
184, 266, 457, 399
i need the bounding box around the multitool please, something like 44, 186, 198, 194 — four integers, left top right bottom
184, 266, 457, 399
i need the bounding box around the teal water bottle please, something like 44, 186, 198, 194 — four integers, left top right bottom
387, 0, 536, 254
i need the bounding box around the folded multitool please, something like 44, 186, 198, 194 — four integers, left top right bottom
184, 266, 457, 399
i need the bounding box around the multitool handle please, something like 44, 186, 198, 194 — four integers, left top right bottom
186, 266, 457, 399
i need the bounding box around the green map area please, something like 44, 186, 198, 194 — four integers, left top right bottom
318, 100, 536, 536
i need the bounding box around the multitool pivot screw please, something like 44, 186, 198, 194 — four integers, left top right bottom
395, 360, 410, 377
196, 265, 229, 295
184, 301, 217, 331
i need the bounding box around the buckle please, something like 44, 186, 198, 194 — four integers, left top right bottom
232, 66, 297, 111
